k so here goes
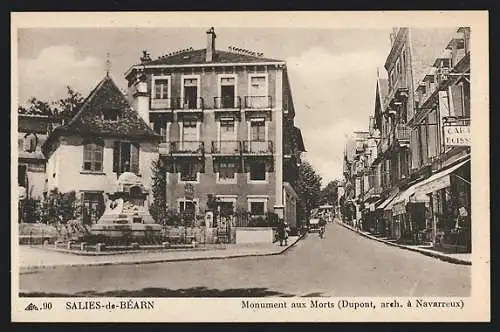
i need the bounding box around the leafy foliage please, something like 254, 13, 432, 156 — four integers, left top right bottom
18, 97, 56, 116
17, 86, 84, 121
150, 159, 167, 224
295, 160, 322, 227
320, 180, 339, 206
38, 189, 80, 224
57, 86, 85, 120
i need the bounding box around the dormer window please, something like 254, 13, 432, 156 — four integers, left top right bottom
102, 108, 119, 121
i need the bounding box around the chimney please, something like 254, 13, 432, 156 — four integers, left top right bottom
206, 27, 216, 62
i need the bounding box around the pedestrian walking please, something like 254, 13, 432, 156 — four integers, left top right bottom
277, 219, 288, 246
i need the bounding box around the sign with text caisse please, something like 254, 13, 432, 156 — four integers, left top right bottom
444, 125, 471, 146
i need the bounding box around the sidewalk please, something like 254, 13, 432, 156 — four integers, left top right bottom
18, 235, 303, 273
336, 220, 471, 265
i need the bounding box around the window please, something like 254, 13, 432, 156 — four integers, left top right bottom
154, 79, 170, 99
249, 75, 268, 108
182, 120, 198, 141
449, 84, 467, 118
220, 119, 235, 136
220, 76, 236, 108
113, 141, 140, 174
219, 162, 236, 180
102, 108, 119, 121
18, 165, 27, 187
180, 162, 198, 182
23, 133, 37, 152
250, 201, 265, 215
250, 76, 266, 96
179, 200, 196, 218
249, 162, 266, 181
183, 77, 199, 109
218, 200, 235, 217
83, 141, 104, 172
427, 109, 439, 159
250, 120, 265, 141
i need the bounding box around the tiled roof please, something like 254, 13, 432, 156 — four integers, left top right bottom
50, 75, 159, 140
42, 75, 159, 156
377, 78, 389, 110
140, 48, 282, 66
294, 126, 306, 152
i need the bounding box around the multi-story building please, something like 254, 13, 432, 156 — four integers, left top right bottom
359, 27, 471, 251
409, 27, 471, 251
341, 131, 369, 226
124, 28, 305, 230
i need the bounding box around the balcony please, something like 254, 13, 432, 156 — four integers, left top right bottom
174, 97, 204, 111
395, 124, 411, 146
213, 96, 241, 110
212, 141, 241, 155
169, 141, 204, 155
150, 98, 173, 111
242, 140, 273, 155
244, 96, 272, 109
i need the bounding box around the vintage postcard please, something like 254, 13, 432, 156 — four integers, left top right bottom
11, 11, 490, 322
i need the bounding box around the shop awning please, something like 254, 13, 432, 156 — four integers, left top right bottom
390, 180, 432, 216
376, 191, 399, 210
415, 158, 470, 194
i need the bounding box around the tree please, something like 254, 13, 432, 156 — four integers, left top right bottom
17, 86, 84, 120
321, 180, 339, 206
295, 161, 322, 227
18, 97, 56, 116
57, 86, 84, 120
150, 158, 167, 224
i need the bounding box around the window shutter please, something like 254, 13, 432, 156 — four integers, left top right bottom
449, 85, 465, 117
112, 141, 120, 172
130, 143, 140, 174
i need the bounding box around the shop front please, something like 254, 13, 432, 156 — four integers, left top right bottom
415, 158, 471, 252
376, 190, 399, 238
389, 182, 430, 244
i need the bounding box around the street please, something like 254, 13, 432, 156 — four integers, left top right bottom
19, 222, 470, 297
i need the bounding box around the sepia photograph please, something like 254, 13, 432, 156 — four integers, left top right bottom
11, 11, 489, 322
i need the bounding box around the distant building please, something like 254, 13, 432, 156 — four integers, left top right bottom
17, 114, 61, 200
124, 28, 305, 229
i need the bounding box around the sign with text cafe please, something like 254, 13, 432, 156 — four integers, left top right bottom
444, 125, 471, 147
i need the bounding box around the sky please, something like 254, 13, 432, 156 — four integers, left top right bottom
17, 27, 392, 186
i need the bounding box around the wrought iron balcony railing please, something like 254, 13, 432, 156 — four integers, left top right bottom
213, 96, 241, 109
395, 124, 411, 145
242, 140, 273, 154
174, 97, 204, 110
211, 140, 241, 154
170, 141, 204, 154
244, 96, 272, 109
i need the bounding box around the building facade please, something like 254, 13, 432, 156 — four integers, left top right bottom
348, 27, 471, 252
124, 28, 305, 229
41, 75, 160, 224
18, 115, 61, 201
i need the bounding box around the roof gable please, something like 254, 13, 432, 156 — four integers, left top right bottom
58, 75, 158, 139
141, 48, 282, 66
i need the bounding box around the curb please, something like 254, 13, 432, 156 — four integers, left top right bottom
336, 221, 471, 266
20, 234, 305, 273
